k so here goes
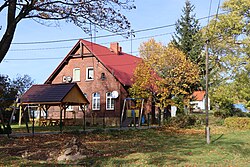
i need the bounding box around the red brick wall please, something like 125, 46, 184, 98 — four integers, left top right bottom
49, 50, 128, 125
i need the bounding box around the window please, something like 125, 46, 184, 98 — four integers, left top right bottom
106, 92, 115, 110
92, 92, 100, 110
73, 68, 80, 82
86, 67, 94, 80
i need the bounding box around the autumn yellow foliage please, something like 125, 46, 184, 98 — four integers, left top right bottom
130, 39, 200, 108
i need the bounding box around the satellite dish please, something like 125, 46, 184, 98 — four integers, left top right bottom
66, 76, 72, 83
63, 76, 67, 82
111, 91, 119, 98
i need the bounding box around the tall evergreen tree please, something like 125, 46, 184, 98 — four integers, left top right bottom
172, 0, 205, 88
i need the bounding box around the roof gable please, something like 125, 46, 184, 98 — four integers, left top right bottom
81, 39, 141, 86
45, 39, 141, 86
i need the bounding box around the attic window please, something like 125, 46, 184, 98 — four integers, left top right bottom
73, 68, 80, 82
86, 67, 94, 80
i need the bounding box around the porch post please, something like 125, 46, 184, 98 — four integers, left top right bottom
80, 104, 86, 131
59, 105, 63, 133
23, 107, 29, 133
32, 108, 35, 136
19, 106, 22, 126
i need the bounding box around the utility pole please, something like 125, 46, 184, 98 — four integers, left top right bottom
205, 40, 210, 144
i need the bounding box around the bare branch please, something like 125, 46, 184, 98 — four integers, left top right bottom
0, 1, 8, 13
0, 0, 135, 62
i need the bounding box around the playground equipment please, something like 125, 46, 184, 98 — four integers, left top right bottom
120, 98, 144, 127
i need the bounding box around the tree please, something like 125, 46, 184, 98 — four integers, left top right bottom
12, 74, 34, 95
0, 75, 17, 110
0, 74, 33, 110
172, 0, 205, 77
0, 0, 136, 63
129, 39, 200, 111
207, 0, 250, 78
206, 0, 250, 109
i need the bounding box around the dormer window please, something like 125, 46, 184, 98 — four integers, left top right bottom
86, 67, 94, 80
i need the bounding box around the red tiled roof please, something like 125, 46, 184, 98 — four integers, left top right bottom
21, 83, 89, 104
192, 91, 206, 101
80, 39, 141, 86
45, 39, 141, 86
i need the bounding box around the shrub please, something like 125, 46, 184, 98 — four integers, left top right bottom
165, 115, 205, 128
246, 113, 250, 118
233, 108, 248, 117
213, 109, 231, 118
224, 117, 250, 129
209, 115, 225, 126
214, 108, 247, 118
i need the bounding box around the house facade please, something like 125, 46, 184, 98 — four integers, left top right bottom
190, 91, 210, 112
45, 39, 141, 126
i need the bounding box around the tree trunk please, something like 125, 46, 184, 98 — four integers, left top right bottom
0, 0, 19, 63
151, 101, 156, 124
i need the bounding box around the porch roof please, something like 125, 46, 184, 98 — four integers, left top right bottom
20, 83, 89, 106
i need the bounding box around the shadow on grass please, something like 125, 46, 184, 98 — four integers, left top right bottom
83, 129, 250, 166
77, 129, 208, 166
211, 134, 224, 143
1, 128, 250, 166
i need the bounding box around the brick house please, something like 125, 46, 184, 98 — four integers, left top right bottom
45, 39, 142, 126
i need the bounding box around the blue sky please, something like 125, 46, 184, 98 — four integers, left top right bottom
0, 0, 223, 84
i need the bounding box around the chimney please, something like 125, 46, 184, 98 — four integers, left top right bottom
110, 42, 122, 55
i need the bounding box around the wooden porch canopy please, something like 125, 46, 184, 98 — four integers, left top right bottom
20, 83, 89, 133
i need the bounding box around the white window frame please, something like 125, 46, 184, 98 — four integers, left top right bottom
106, 92, 115, 110
86, 67, 94, 80
92, 92, 100, 110
73, 68, 80, 82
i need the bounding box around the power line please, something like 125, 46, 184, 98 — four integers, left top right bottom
10, 13, 225, 46
5, 11, 227, 60
8, 42, 219, 61
9, 32, 174, 52
207, 0, 213, 24
9, 46, 72, 51
4, 57, 65, 61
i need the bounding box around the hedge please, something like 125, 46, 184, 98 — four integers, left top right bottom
224, 117, 250, 129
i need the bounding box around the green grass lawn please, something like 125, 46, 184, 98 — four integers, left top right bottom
79, 128, 250, 166
1, 126, 250, 166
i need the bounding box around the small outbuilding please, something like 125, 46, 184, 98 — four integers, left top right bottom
190, 91, 210, 112
20, 83, 89, 133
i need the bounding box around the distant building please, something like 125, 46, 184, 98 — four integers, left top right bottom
190, 91, 210, 111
